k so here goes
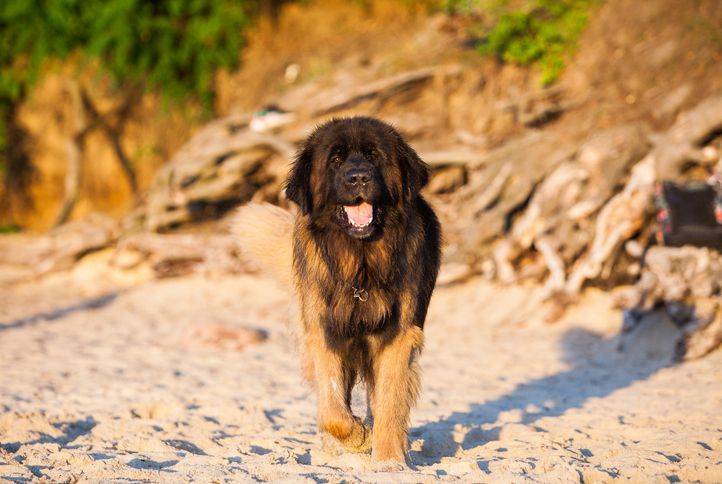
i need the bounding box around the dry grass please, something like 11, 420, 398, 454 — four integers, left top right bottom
216, 0, 454, 114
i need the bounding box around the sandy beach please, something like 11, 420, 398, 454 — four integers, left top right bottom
1, 264, 720, 483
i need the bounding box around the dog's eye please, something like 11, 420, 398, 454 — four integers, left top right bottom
330, 155, 342, 166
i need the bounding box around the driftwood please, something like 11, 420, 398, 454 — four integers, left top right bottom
496, 86, 571, 128
142, 115, 296, 232
427, 165, 467, 194
314, 66, 445, 115
565, 94, 722, 294
493, 124, 651, 291
444, 130, 577, 266
654, 94, 722, 179
435, 92, 722, 325
0, 222, 245, 285
114, 232, 244, 278
0, 213, 119, 278
137, 66, 469, 233
420, 147, 486, 167
9, 71, 721, 344
615, 246, 722, 360
40, 88, 722, 298
563, 154, 655, 294
444, 93, 720, 292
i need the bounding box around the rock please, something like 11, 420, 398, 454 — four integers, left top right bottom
618, 246, 722, 360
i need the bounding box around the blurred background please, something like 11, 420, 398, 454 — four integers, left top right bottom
2, 0, 722, 353
2, 0, 721, 308
1, 0, 720, 228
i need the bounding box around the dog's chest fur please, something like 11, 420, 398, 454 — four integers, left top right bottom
328, 238, 398, 335
297, 224, 403, 337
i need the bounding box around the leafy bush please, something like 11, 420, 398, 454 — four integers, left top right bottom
0, 0, 257, 106
0, 222, 20, 234
81, 1, 255, 107
0, 0, 260, 174
466, 0, 596, 85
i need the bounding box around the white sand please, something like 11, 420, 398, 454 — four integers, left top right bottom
1, 268, 721, 483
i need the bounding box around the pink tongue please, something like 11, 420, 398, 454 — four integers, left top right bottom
343, 202, 373, 227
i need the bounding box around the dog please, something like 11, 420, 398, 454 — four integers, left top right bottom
233, 117, 441, 468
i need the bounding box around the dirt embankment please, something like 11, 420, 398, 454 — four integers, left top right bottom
4, 0, 721, 231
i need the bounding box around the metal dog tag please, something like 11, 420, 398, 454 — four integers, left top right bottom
352, 286, 369, 302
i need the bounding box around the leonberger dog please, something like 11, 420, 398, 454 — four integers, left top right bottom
234, 117, 441, 468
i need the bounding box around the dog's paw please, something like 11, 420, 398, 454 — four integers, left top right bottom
342, 421, 372, 453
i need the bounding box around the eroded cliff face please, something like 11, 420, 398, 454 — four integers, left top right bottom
2, 0, 722, 232
5, 66, 197, 230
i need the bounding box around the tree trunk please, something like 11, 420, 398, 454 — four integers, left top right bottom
1, 99, 34, 222
54, 81, 86, 227
79, 86, 140, 202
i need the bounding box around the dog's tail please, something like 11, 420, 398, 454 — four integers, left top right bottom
230, 202, 294, 287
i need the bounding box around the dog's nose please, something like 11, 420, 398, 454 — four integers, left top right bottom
344, 168, 371, 186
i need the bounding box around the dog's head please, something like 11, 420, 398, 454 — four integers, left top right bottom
285, 117, 429, 239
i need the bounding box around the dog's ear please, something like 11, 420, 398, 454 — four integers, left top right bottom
397, 136, 430, 201
285, 144, 314, 215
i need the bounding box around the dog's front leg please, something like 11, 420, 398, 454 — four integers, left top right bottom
368, 325, 424, 468
304, 324, 371, 453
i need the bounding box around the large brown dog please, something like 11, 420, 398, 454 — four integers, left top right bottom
234, 117, 440, 468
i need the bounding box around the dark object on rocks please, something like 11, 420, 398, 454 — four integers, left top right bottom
616, 246, 722, 360
655, 181, 722, 249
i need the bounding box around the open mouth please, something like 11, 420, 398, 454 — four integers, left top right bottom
343, 202, 374, 228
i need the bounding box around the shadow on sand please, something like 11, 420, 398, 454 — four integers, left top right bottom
0, 416, 97, 454
0, 293, 119, 332
411, 313, 680, 466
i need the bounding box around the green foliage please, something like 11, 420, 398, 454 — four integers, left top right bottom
1, 2, 74, 104
0, 0, 259, 173
440, 0, 500, 15
0, 222, 20, 234
81, 0, 256, 107
476, 0, 595, 85
0, 0, 257, 107
1, 0, 80, 172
